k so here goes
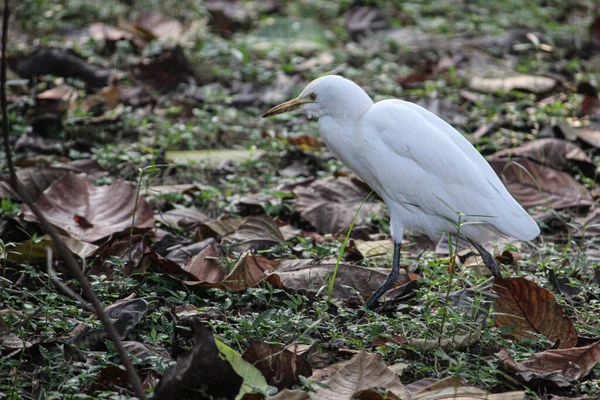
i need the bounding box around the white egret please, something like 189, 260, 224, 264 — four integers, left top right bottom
263, 75, 539, 308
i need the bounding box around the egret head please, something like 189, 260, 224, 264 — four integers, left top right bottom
262, 75, 373, 120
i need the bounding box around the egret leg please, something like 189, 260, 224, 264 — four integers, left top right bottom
467, 239, 502, 279
365, 241, 401, 308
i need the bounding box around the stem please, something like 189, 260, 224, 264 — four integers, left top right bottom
0, 2, 146, 398
438, 213, 462, 345
328, 191, 373, 301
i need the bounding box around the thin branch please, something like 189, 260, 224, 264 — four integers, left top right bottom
0, 2, 147, 398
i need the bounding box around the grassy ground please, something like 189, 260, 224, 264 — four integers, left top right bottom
1, 0, 600, 399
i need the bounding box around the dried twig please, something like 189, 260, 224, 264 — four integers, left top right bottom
0, 2, 147, 398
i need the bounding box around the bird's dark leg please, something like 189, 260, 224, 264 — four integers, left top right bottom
467, 239, 502, 279
365, 241, 401, 308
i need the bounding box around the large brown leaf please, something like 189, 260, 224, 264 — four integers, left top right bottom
266, 259, 399, 304
313, 351, 407, 399
223, 214, 284, 253
488, 138, 596, 179
293, 177, 384, 235
182, 243, 229, 283
494, 277, 578, 349
242, 342, 312, 390
0, 160, 106, 202
496, 343, 600, 386
221, 251, 280, 291
489, 158, 593, 209
21, 173, 155, 243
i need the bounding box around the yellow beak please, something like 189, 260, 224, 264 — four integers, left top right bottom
262, 96, 312, 118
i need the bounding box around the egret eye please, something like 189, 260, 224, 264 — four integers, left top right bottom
309, 92, 317, 101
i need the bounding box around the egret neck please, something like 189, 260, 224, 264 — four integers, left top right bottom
315, 81, 373, 176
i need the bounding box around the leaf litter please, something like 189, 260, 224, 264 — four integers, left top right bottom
3, 1, 600, 399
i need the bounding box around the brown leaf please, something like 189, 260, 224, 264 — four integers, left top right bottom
132, 46, 198, 91
496, 343, 600, 386
268, 389, 310, 400
408, 331, 481, 352
405, 376, 460, 394
266, 259, 398, 304
488, 138, 596, 179
493, 277, 578, 349
0, 167, 70, 202
0, 160, 106, 203
221, 251, 279, 291
242, 342, 312, 390
371, 335, 408, 348
132, 12, 183, 40
352, 388, 400, 399
21, 173, 155, 243
489, 158, 593, 209
199, 216, 246, 239
352, 239, 394, 259
574, 128, 600, 148
182, 243, 228, 283
287, 135, 321, 152
495, 250, 524, 266
204, 0, 279, 36
293, 177, 384, 235
313, 351, 407, 399
577, 82, 600, 119
156, 207, 210, 232
223, 214, 284, 253
89, 22, 143, 46
469, 74, 556, 94
90, 233, 148, 276
413, 386, 526, 400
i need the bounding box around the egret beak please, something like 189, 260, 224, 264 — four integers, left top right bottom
262, 97, 312, 118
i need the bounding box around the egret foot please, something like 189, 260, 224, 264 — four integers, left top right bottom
467, 239, 502, 278
365, 241, 401, 308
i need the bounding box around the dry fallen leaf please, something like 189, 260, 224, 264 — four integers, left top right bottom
494, 277, 578, 349
293, 177, 384, 235
266, 259, 398, 304
199, 216, 247, 239
488, 138, 596, 179
221, 251, 279, 291
132, 12, 183, 40
352, 239, 394, 259
182, 243, 229, 283
155, 207, 210, 232
490, 158, 593, 209
469, 74, 556, 94
0, 161, 105, 202
242, 342, 312, 390
314, 351, 407, 399
21, 173, 155, 243
496, 343, 600, 386
223, 214, 285, 253
574, 128, 600, 148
